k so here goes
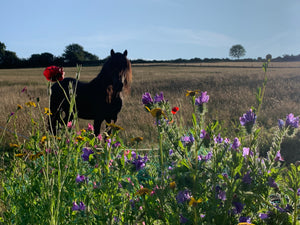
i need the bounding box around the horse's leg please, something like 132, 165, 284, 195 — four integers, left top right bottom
94, 119, 103, 136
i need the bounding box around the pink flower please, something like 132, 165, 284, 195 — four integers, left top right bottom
87, 123, 94, 131
67, 121, 73, 129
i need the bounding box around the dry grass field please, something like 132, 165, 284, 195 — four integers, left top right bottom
1, 61, 300, 162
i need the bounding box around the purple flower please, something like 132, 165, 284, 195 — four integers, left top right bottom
195, 91, 209, 105
285, 113, 299, 128
274, 150, 284, 162
218, 191, 227, 201
142, 92, 153, 105
131, 154, 148, 171
268, 177, 278, 188
232, 201, 244, 214
232, 137, 241, 150
181, 134, 194, 146
112, 141, 121, 148
239, 216, 251, 223
169, 149, 173, 156
154, 92, 164, 103
240, 109, 256, 133
297, 188, 300, 196
242, 147, 253, 158
81, 148, 94, 161
198, 151, 213, 162
200, 129, 207, 139
180, 214, 188, 224
259, 213, 269, 219
242, 171, 252, 184
214, 133, 223, 144
176, 190, 191, 204
72, 201, 85, 211
278, 119, 284, 129
76, 174, 86, 183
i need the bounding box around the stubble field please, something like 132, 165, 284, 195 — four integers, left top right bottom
1, 61, 300, 162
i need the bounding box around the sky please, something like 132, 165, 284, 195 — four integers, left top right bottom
1, 0, 300, 60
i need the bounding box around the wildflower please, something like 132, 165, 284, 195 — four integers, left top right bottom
76, 136, 85, 142
189, 197, 202, 206
186, 90, 200, 96
17, 104, 23, 110
278, 119, 284, 129
274, 150, 284, 162
297, 188, 300, 196
150, 108, 166, 119
176, 190, 191, 204
112, 142, 121, 148
106, 122, 124, 131
76, 174, 86, 183
239, 109, 256, 133
214, 133, 223, 143
44, 108, 52, 115
181, 134, 194, 147
81, 148, 94, 161
131, 136, 143, 143
10, 112, 15, 117
87, 123, 94, 131
41, 136, 47, 143
232, 201, 244, 214
132, 154, 148, 171
242, 147, 253, 158
9, 143, 20, 148
67, 121, 73, 129
198, 151, 212, 162
268, 177, 278, 188
15, 153, 25, 158
29, 152, 43, 160
136, 187, 151, 196
154, 92, 164, 103
72, 201, 85, 211
232, 137, 241, 150
26, 101, 36, 108
171, 106, 179, 115
259, 213, 269, 219
97, 134, 102, 141
218, 191, 227, 201
142, 92, 153, 105
43, 65, 65, 82
195, 91, 209, 105
285, 113, 299, 128
239, 216, 251, 223
180, 214, 189, 224
169, 149, 173, 156
242, 171, 252, 184
21, 86, 27, 93
169, 181, 176, 189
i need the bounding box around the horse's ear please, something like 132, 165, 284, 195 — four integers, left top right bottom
123, 50, 128, 57
111, 49, 115, 56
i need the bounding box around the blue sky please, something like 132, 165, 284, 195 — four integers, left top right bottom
1, 0, 300, 60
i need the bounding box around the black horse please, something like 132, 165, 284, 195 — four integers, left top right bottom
49, 49, 132, 136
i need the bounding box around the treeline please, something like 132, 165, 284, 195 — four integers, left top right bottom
1, 41, 300, 69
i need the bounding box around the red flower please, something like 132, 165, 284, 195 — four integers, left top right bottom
43, 66, 65, 82
171, 107, 179, 115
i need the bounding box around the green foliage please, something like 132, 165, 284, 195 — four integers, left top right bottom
229, 44, 246, 59
0, 62, 300, 224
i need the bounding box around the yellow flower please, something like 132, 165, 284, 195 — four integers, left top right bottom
17, 104, 23, 110
150, 108, 167, 119
145, 106, 151, 112
131, 137, 143, 143
81, 129, 86, 133
0, 169, 4, 172
15, 153, 25, 158
189, 197, 203, 207
135, 188, 151, 196
186, 90, 201, 97
9, 143, 20, 148
238, 223, 254, 225
106, 123, 124, 131
44, 107, 52, 115
169, 181, 176, 189
29, 152, 43, 160
76, 136, 85, 141
25, 101, 36, 107
41, 136, 47, 143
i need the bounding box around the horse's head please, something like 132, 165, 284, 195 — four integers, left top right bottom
104, 49, 132, 103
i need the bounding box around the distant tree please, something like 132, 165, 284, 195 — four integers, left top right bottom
266, 54, 272, 61
2, 50, 20, 67
229, 44, 246, 59
0, 42, 6, 64
28, 52, 54, 67
63, 43, 99, 65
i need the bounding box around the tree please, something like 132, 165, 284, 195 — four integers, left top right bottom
266, 54, 272, 61
63, 43, 99, 65
0, 42, 6, 64
229, 44, 246, 59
